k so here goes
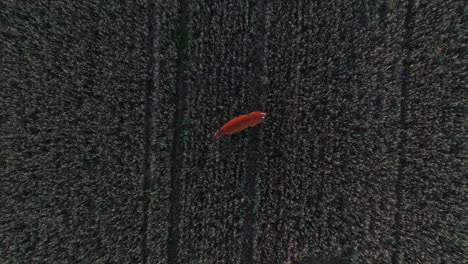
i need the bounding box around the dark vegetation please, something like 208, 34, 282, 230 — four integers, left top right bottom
1, 0, 465, 263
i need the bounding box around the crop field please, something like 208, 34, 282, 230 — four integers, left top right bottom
1, 0, 465, 263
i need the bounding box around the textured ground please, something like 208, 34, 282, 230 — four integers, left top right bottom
1, 0, 465, 263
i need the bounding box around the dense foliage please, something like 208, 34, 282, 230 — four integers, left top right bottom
2, 0, 465, 263
2, 1, 148, 263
